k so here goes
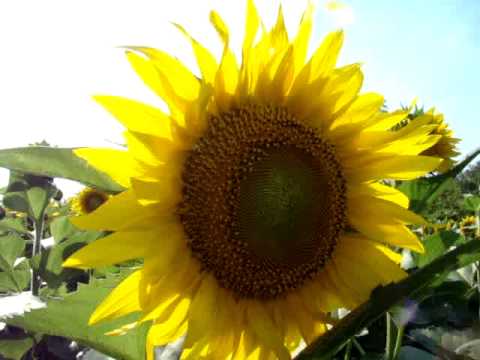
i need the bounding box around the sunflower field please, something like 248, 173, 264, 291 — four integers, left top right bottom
1, 1, 480, 359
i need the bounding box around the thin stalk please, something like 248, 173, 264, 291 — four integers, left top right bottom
31, 218, 44, 296
343, 340, 352, 360
352, 338, 366, 357
392, 325, 405, 360
385, 313, 395, 360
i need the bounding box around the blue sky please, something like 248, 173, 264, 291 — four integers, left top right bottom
0, 0, 478, 194
318, 0, 480, 156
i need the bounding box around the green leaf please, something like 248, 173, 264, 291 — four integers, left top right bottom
398, 346, 435, 360
6, 271, 150, 360
415, 231, 462, 267
0, 147, 124, 193
0, 336, 35, 360
30, 230, 102, 289
2, 193, 29, 214
0, 261, 31, 293
398, 147, 480, 214
50, 216, 78, 243
26, 186, 52, 222
464, 195, 480, 212
294, 238, 480, 360
0, 233, 25, 270
0, 217, 30, 235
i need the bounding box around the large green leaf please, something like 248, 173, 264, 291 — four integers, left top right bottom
6, 271, 150, 360
294, 238, 480, 360
26, 186, 53, 222
398, 148, 480, 214
0, 147, 124, 193
0, 336, 35, 360
464, 195, 480, 212
0, 261, 31, 293
30, 230, 102, 289
0, 233, 25, 270
0, 217, 30, 235
50, 216, 78, 244
415, 231, 462, 267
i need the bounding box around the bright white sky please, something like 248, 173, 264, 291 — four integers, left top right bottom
0, 1, 478, 196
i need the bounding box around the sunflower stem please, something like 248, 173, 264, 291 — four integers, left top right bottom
392, 324, 405, 360
31, 218, 43, 296
352, 338, 366, 356
385, 313, 395, 360
343, 340, 352, 360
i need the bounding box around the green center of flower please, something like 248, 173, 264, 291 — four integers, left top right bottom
179, 104, 347, 300
238, 149, 327, 265
81, 191, 108, 214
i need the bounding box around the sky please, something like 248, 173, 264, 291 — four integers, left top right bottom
0, 0, 479, 196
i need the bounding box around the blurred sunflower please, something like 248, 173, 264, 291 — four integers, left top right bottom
64, 1, 443, 359
70, 187, 110, 215
460, 215, 477, 238
395, 104, 460, 172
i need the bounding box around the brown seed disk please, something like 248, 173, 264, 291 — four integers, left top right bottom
178, 104, 347, 300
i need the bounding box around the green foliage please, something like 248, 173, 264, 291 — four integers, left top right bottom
6, 272, 150, 360
464, 196, 480, 212
0, 147, 124, 193
0, 335, 36, 360
398, 148, 480, 216
414, 231, 463, 267
30, 230, 103, 290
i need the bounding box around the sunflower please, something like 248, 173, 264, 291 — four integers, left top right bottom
394, 105, 460, 172
460, 215, 478, 238
70, 187, 110, 215
63, 1, 443, 359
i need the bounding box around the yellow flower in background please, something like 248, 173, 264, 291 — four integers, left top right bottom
63, 1, 443, 359
420, 110, 460, 172
394, 104, 460, 172
460, 215, 477, 238
70, 187, 110, 215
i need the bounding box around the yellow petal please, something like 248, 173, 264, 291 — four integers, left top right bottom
310, 30, 344, 79
131, 176, 182, 207
348, 204, 424, 252
330, 92, 384, 129
270, 6, 289, 51
349, 195, 425, 225
140, 256, 200, 321
247, 302, 291, 360
352, 182, 410, 209
74, 148, 133, 188
210, 10, 239, 110
124, 131, 185, 167
337, 235, 406, 284
238, 0, 260, 98
70, 189, 159, 231
346, 154, 443, 182
146, 312, 189, 360
174, 23, 218, 85
292, 3, 314, 77
269, 46, 295, 102
88, 270, 142, 325
93, 96, 173, 139
285, 294, 328, 344
183, 275, 218, 348
63, 230, 158, 269
127, 46, 201, 103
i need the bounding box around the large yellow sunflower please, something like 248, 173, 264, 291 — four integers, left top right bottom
64, 2, 443, 359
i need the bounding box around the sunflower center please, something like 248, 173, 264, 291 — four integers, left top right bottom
178, 104, 347, 300
83, 192, 108, 213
